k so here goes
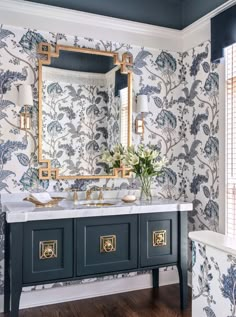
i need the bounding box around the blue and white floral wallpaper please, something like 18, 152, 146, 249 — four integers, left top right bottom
0, 24, 219, 303
192, 242, 236, 317
42, 77, 111, 176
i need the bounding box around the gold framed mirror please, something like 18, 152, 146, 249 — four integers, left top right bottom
37, 43, 133, 180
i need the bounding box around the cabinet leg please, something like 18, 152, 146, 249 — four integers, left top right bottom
177, 264, 188, 310
10, 288, 22, 317
178, 210, 188, 310
10, 223, 23, 317
4, 223, 10, 313
4, 291, 10, 314
152, 268, 159, 288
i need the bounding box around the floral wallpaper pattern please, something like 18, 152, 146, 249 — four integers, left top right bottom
106, 85, 121, 149
183, 43, 219, 235
192, 241, 236, 317
0, 24, 219, 305
42, 78, 111, 176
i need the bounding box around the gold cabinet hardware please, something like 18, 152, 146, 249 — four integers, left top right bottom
39, 240, 58, 259
100, 235, 116, 253
152, 230, 167, 247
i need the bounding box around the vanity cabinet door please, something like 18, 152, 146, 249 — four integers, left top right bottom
140, 212, 178, 267
23, 219, 73, 283
76, 215, 138, 276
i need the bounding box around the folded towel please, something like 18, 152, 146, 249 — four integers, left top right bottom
30, 193, 52, 204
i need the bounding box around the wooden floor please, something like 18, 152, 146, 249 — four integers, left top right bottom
1, 284, 192, 317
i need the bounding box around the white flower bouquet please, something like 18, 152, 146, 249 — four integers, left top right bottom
102, 144, 167, 200
124, 144, 166, 176
101, 144, 126, 170
124, 144, 167, 200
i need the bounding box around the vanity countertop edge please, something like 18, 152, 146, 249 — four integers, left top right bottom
3, 198, 193, 223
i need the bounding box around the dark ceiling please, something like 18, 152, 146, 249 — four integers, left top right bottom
182, 0, 229, 28
25, 0, 229, 30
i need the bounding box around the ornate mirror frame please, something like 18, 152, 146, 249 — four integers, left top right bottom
37, 42, 133, 180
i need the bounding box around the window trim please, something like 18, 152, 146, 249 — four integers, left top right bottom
219, 61, 225, 234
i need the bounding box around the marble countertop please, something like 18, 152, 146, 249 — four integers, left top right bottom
3, 197, 192, 223
189, 231, 236, 257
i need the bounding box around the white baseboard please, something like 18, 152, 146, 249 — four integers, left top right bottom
19, 269, 181, 310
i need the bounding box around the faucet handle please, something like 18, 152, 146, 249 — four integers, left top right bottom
86, 188, 92, 201
98, 188, 104, 201
97, 186, 111, 200
73, 191, 79, 205
65, 187, 79, 205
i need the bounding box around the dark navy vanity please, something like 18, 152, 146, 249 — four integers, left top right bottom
3, 199, 191, 317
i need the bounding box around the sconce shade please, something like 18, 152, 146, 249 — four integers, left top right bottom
18, 85, 33, 106
136, 94, 148, 113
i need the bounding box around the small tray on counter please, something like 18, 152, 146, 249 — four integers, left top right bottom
24, 196, 65, 208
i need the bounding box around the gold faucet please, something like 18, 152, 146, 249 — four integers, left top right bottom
86, 187, 111, 201
98, 187, 111, 200
98, 188, 104, 200
65, 187, 79, 205
86, 188, 93, 200
73, 191, 78, 205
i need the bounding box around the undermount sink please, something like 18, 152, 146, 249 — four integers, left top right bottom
81, 202, 115, 207
59, 199, 119, 209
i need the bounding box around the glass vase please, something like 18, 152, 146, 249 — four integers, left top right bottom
139, 174, 152, 201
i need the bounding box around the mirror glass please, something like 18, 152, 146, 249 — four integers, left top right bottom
39, 47, 131, 179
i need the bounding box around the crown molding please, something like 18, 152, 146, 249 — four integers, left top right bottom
0, 0, 235, 53
0, 0, 179, 37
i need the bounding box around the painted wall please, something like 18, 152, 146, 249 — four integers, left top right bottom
192, 241, 236, 317
0, 24, 219, 307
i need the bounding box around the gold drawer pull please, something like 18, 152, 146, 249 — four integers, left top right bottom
153, 230, 167, 247
100, 235, 116, 253
39, 240, 58, 259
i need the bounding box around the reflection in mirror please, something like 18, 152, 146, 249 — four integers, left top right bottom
39, 47, 132, 179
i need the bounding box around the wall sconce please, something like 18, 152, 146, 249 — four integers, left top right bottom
18, 85, 33, 130
135, 95, 149, 139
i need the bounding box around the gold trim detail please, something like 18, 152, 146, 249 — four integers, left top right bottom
39, 240, 58, 259
152, 230, 167, 247
38, 43, 133, 180
100, 235, 116, 253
